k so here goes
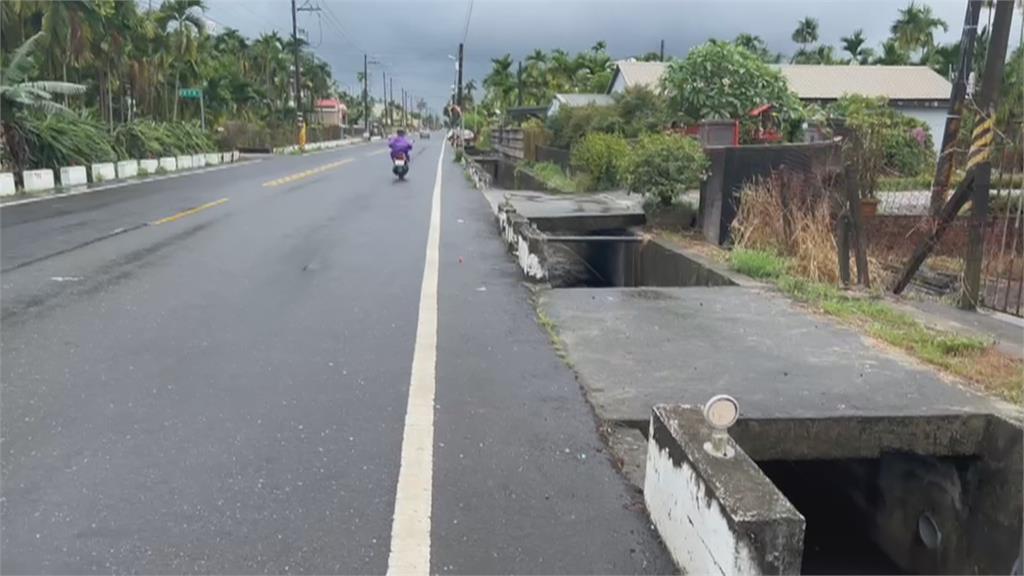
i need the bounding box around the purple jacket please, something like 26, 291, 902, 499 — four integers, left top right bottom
388, 136, 413, 159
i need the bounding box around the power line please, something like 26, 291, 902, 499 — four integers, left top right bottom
461, 0, 475, 44
320, 1, 366, 54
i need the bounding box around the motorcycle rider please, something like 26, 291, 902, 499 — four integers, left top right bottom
388, 128, 413, 164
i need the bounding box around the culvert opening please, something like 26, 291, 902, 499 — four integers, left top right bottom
545, 234, 737, 288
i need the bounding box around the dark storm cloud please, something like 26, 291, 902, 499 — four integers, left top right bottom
205, 0, 973, 113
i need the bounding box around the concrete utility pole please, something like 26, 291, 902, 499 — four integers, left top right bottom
363, 53, 369, 137
960, 0, 1015, 309
929, 0, 983, 216
660, 39, 665, 61
382, 71, 388, 128
517, 61, 523, 106
389, 77, 394, 127
456, 43, 464, 107
290, 0, 302, 140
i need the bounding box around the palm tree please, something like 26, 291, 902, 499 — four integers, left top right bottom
791, 17, 819, 53
890, 2, 947, 61
734, 33, 781, 63
2, 32, 87, 171
156, 0, 207, 120
874, 39, 912, 65
841, 29, 874, 64
483, 54, 515, 113
463, 79, 477, 109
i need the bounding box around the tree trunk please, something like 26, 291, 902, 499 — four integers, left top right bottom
173, 70, 180, 121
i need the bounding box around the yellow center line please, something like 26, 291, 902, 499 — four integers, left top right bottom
262, 157, 354, 187
150, 197, 230, 225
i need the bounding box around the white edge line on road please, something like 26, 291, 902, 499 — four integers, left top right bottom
386, 141, 445, 576
0, 159, 263, 209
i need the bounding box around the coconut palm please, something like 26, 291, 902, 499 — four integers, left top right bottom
791, 17, 819, 53
483, 54, 516, 113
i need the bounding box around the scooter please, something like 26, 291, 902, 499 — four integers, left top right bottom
392, 153, 409, 181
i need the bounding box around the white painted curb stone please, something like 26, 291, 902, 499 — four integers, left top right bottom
232, 151, 239, 162
139, 159, 159, 175
60, 166, 88, 186
159, 157, 177, 172
176, 156, 193, 170
192, 154, 205, 168
24, 169, 56, 192
116, 159, 139, 179
91, 162, 116, 183
205, 153, 221, 165
0, 172, 16, 197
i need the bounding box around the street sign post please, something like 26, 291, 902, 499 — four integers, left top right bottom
178, 88, 206, 130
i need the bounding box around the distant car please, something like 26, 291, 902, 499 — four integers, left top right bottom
419, 131, 430, 139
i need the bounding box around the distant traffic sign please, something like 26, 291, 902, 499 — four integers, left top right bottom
179, 88, 202, 99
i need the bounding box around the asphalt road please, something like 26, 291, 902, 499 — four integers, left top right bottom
1, 137, 672, 574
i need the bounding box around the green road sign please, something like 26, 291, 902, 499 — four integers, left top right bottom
179, 88, 202, 99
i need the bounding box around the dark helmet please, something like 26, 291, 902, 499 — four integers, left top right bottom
397, 128, 406, 136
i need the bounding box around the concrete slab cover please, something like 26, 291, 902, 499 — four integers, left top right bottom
23, 169, 55, 192
59, 166, 87, 186
541, 286, 997, 424
116, 160, 138, 179
90, 163, 115, 182
501, 190, 643, 219
158, 157, 177, 172
0, 172, 16, 196
646, 405, 804, 575
139, 159, 159, 175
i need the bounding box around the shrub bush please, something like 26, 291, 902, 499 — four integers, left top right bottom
662, 41, 805, 142
624, 133, 707, 206
828, 95, 935, 185
547, 105, 622, 148
614, 86, 668, 138
571, 132, 630, 190
116, 121, 215, 157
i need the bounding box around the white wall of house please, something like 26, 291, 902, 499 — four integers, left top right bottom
609, 74, 628, 95
898, 106, 946, 153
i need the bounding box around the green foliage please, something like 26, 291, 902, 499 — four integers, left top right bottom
571, 132, 630, 191
18, 112, 118, 171
115, 120, 214, 158
662, 42, 804, 142
730, 249, 788, 279
828, 95, 935, 198
624, 133, 708, 206
613, 86, 667, 138
519, 162, 578, 193
547, 105, 622, 148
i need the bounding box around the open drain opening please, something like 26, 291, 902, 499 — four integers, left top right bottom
758, 455, 980, 575
546, 235, 737, 288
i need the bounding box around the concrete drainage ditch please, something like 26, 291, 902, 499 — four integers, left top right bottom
489, 186, 1023, 575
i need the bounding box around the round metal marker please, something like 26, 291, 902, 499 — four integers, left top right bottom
703, 394, 739, 459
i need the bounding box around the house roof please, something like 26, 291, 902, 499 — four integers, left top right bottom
315, 98, 346, 110
775, 65, 951, 102
609, 61, 669, 92
554, 93, 616, 107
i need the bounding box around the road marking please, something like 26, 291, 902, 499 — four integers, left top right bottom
386, 142, 445, 576
365, 148, 391, 157
262, 158, 353, 187
150, 197, 229, 225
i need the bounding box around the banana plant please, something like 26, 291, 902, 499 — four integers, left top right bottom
1, 32, 86, 118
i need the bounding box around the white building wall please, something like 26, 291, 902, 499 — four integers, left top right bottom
901, 106, 947, 153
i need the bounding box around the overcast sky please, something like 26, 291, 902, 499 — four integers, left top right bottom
203, 0, 1016, 114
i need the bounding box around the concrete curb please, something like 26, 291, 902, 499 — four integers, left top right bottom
272, 138, 361, 155
1, 151, 243, 206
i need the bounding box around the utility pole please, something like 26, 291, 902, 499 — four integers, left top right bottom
929, 0, 983, 215
660, 39, 665, 61
456, 43, 464, 107
389, 77, 394, 127
516, 61, 523, 106
363, 53, 369, 138
290, 0, 303, 146
382, 70, 388, 129
960, 0, 1014, 309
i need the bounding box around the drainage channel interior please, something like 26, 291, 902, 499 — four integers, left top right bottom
545, 234, 735, 288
